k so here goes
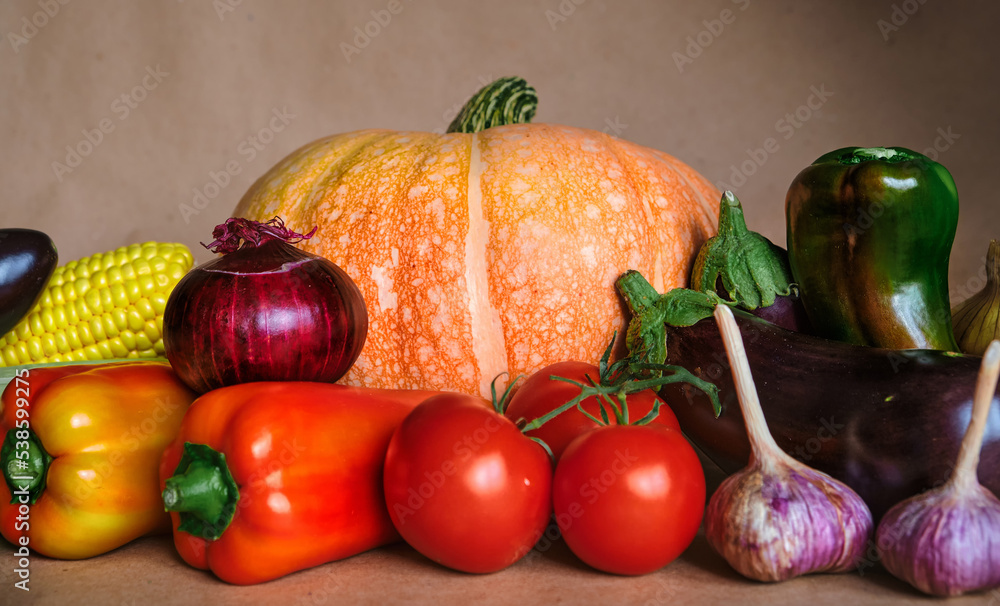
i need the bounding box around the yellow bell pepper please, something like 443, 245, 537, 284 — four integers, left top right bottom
0, 360, 197, 558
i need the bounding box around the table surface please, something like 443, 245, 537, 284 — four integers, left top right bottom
3, 525, 998, 605
3, 453, 998, 605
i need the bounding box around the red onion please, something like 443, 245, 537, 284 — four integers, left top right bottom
163, 217, 368, 393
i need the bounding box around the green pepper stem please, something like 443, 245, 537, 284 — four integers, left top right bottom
446, 77, 537, 134
833, 146, 915, 164
163, 442, 239, 541
1, 428, 52, 505
163, 460, 228, 520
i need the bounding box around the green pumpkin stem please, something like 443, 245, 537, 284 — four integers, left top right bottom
446, 77, 538, 134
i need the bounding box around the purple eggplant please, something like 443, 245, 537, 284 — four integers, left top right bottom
691, 191, 812, 334
0, 229, 57, 336
617, 270, 1000, 520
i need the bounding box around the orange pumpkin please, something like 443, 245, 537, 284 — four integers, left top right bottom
234, 78, 718, 397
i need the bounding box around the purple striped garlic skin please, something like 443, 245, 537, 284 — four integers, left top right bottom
877, 481, 1000, 597
706, 458, 874, 582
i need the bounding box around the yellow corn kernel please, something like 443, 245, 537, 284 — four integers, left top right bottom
119, 330, 136, 351
40, 334, 57, 357
134, 331, 153, 353
150, 293, 167, 315
137, 275, 157, 298
27, 314, 44, 338
0, 242, 194, 366
132, 257, 151, 277
65, 325, 83, 351
74, 298, 93, 323
101, 314, 119, 339
124, 279, 141, 304
135, 298, 156, 322
108, 337, 129, 358
126, 308, 144, 332
89, 270, 108, 291
52, 329, 69, 354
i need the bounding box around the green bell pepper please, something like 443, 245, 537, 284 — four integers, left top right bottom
785, 146, 959, 351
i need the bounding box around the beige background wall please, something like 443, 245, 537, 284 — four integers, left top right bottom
2, 0, 997, 301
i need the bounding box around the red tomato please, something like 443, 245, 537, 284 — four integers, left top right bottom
504, 361, 681, 460
553, 424, 705, 575
383, 393, 552, 573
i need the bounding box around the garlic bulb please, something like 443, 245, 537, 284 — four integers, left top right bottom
705, 305, 873, 582
953, 240, 1000, 356
876, 340, 1000, 597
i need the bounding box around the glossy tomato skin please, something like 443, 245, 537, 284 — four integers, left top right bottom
553, 424, 705, 575
504, 361, 681, 460
383, 393, 552, 573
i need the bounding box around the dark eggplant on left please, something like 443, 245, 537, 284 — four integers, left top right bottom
0, 228, 58, 336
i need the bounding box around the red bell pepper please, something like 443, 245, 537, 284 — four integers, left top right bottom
158, 381, 442, 584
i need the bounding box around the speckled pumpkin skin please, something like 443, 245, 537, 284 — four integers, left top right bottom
234, 124, 718, 397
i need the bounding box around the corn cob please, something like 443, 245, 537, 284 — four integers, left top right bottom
0, 242, 194, 366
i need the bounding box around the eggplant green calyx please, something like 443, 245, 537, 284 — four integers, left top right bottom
2, 427, 52, 505
691, 191, 797, 311
618, 268, 734, 355
163, 442, 240, 541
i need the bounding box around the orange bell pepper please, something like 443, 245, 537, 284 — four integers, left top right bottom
158, 381, 441, 584
0, 361, 197, 559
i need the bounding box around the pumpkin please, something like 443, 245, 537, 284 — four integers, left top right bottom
234, 78, 719, 398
